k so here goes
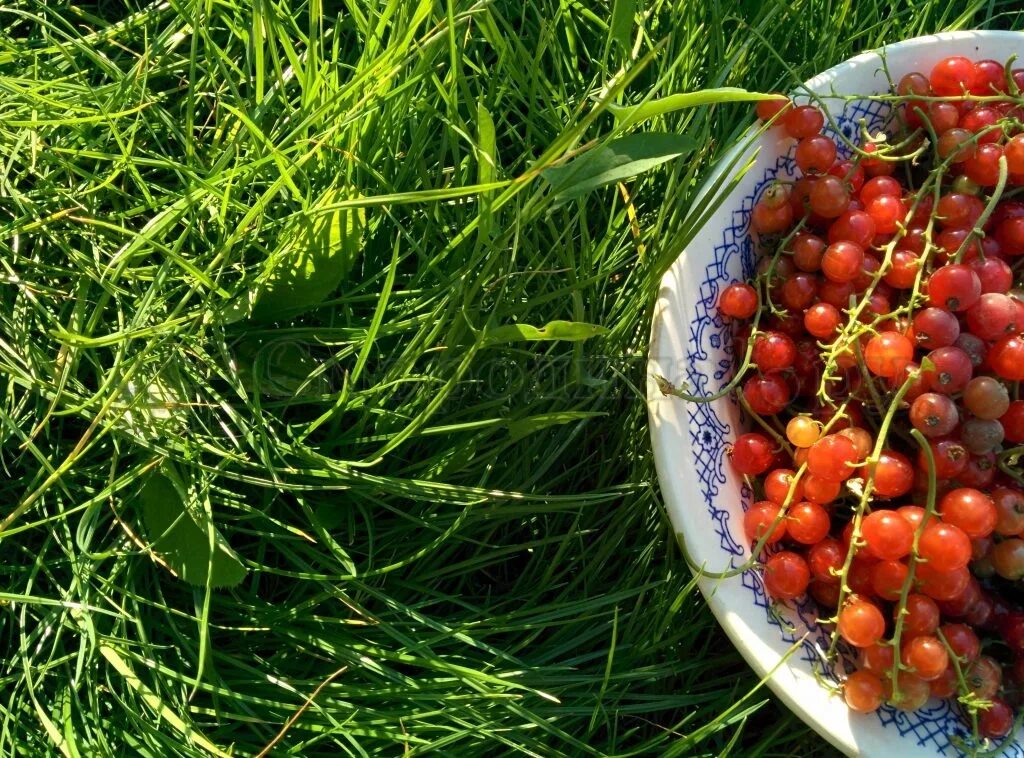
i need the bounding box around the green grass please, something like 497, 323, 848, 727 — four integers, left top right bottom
0, 0, 1021, 755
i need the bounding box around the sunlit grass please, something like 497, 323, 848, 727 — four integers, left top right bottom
0, 0, 1019, 754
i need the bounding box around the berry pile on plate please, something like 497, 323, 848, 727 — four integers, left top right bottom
717, 56, 1024, 742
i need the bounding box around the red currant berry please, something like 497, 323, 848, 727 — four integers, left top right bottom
971, 256, 1013, 294
752, 331, 798, 372
756, 95, 791, 122
866, 449, 914, 499
744, 500, 787, 544
752, 200, 795, 234
807, 434, 859, 482
822, 240, 865, 282
979, 698, 1014, 739
862, 509, 914, 560
808, 538, 844, 583
930, 56, 977, 96
763, 551, 811, 599
866, 194, 906, 234
864, 332, 914, 379
795, 135, 837, 173
804, 303, 842, 340
838, 598, 885, 647
844, 670, 884, 713
927, 264, 981, 312
909, 393, 959, 438
989, 335, 1024, 381
828, 210, 876, 247
787, 501, 831, 544
937, 128, 977, 164
809, 176, 851, 218
912, 308, 960, 349
784, 105, 825, 139
919, 521, 972, 571
871, 560, 910, 601
791, 232, 827, 271
922, 346, 973, 395
718, 283, 758, 319
940, 488, 997, 539
884, 249, 921, 289
731, 433, 776, 475
971, 59, 1007, 94
743, 373, 791, 415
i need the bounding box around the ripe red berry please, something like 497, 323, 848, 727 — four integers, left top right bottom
916, 563, 970, 601
791, 232, 827, 271
884, 249, 921, 289
863, 332, 913, 378
940, 623, 980, 663
1007, 134, 1024, 174
1002, 401, 1024, 443
937, 192, 984, 228
918, 521, 972, 571
807, 434, 859, 482
963, 143, 1005, 187
989, 335, 1024, 381
822, 240, 865, 282
901, 635, 949, 681
795, 135, 837, 173
978, 698, 1014, 739
871, 560, 910, 601
909, 393, 959, 438
808, 538, 844, 583
764, 468, 805, 505
756, 95, 791, 122
744, 500, 787, 544
828, 210, 876, 247
838, 598, 885, 647
787, 501, 831, 544
752, 200, 795, 234
937, 128, 977, 164
939, 488, 997, 539
784, 105, 825, 139
752, 331, 798, 372
912, 308, 960, 348
718, 283, 758, 319
763, 551, 811, 599
867, 449, 914, 499
804, 303, 842, 340
927, 264, 981, 312
865, 194, 906, 234
809, 176, 851, 218
930, 56, 977, 96
862, 509, 914, 560
971, 59, 1007, 94
971, 256, 1013, 294
731, 433, 776, 475
844, 670, 884, 713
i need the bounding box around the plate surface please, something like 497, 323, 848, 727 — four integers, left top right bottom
647, 30, 1024, 757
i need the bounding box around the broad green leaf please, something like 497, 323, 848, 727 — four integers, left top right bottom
608, 88, 787, 130
542, 133, 695, 202
507, 411, 607, 441
477, 101, 497, 242
245, 186, 365, 323
234, 336, 327, 399
484, 320, 608, 345
609, 0, 635, 52
139, 470, 247, 589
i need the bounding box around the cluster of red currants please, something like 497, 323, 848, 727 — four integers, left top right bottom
717, 56, 1024, 741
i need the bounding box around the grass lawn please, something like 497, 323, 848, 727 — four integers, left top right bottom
1, 0, 1021, 755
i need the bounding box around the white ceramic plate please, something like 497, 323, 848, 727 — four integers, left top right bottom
647, 31, 1024, 757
